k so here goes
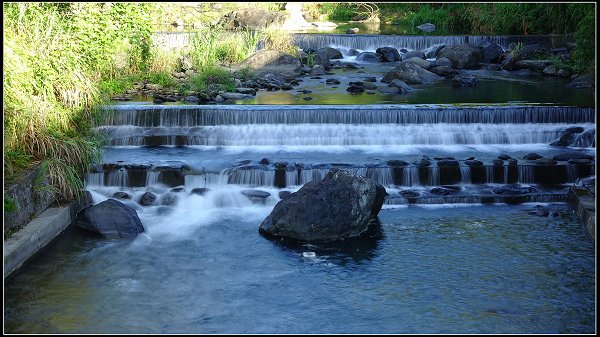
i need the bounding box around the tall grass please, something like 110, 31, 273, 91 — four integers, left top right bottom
261, 27, 297, 56
3, 3, 156, 200
189, 27, 261, 71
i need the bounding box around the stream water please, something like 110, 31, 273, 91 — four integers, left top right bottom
4, 204, 595, 334
4, 30, 595, 334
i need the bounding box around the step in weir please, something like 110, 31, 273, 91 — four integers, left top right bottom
86, 161, 594, 189
101, 105, 595, 127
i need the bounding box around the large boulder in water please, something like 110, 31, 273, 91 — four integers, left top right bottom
356, 52, 382, 63
381, 61, 441, 84
76, 199, 144, 239
479, 42, 504, 63
237, 49, 301, 76
259, 169, 387, 243
317, 47, 343, 60
219, 8, 287, 30
437, 43, 482, 69
376, 47, 401, 62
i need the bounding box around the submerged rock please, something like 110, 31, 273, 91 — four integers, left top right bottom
76, 199, 144, 239
259, 169, 386, 243
453, 74, 477, 87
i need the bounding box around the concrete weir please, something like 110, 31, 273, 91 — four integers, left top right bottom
567, 184, 596, 242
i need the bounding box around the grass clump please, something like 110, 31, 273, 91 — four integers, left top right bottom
3, 3, 157, 200
180, 66, 235, 93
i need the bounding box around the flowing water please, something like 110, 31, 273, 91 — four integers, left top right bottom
4, 31, 596, 334
4, 203, 595, 334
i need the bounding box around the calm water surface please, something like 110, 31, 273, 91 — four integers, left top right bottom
4, 203, 595, 334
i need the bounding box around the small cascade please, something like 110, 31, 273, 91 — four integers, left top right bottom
290, 33, 572, 52
100, 105, 596, 127
485, 165, 495, 184
401, 166, 420, 186
460, 166, 472, 185
225, 167, 276, 187
518, 166, 535, 184
146, 171, 161, 186
99, 123, 581, 147
85, 172, 104, 187
107, 168, 128, 187
151, 32, 573, 52
428, 166, 440, 186
184, 172, 228, 188
566, 164, 577, 183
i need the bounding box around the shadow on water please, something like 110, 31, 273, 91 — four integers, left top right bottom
264, 218, 384, 265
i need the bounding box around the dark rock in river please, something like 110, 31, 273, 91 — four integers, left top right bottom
241, 189, 271, 204
453, 74, 477, 87
533, 158, 557, 165
437, 43, 481, 69
219, 8, 286, 30
498, 154, 511, 160
430, 57, 453, 68
259, 169, 386, 243
190, 187, 210, 196
437, 159, 460, 166
113, 191, 131, 200
492, 185, 537, 195
317, 47, 343, 60
76, 199, 144, 239
381, 61, 441, 84
430, 186, 460, 195
376, 47, 401, 62
237, 49, 301, 76
278, 191, 292, 200
523, 153, 542, 160
356, 52, 382, 63
401, 50, 426, 61
429, 65, 456, 76
388, 79, 415, 93
325, 78, 341, 85
567, 74, 595, 89
139, 192, 158, 206
479, 42, 504, 63
423, 44, 445, 59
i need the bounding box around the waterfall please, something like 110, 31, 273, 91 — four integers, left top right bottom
99, 123, 587, 147
460, 166, 472, 185
100, 105, 596, 127
107, 168, 128, 187
401, 166, 420, 186
518, 166, 535, 184
85, 172, 104, 187
146, 171, 161, 186
151, 32, 573, 52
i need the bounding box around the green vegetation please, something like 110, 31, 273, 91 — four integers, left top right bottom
188, 27, 262, 71
4, 197, 18, 213
3, 3, 160, 200
303, 3, 595, 74
180, 66, 236, 94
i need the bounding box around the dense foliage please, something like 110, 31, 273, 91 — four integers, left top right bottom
3, 3, 160, 200
308, 3, 595, 73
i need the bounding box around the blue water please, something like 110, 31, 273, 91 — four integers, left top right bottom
4, 203, 595, 334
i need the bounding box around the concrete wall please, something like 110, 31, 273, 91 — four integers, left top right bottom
567, 186, 596, 242
4, 164, 56, 232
